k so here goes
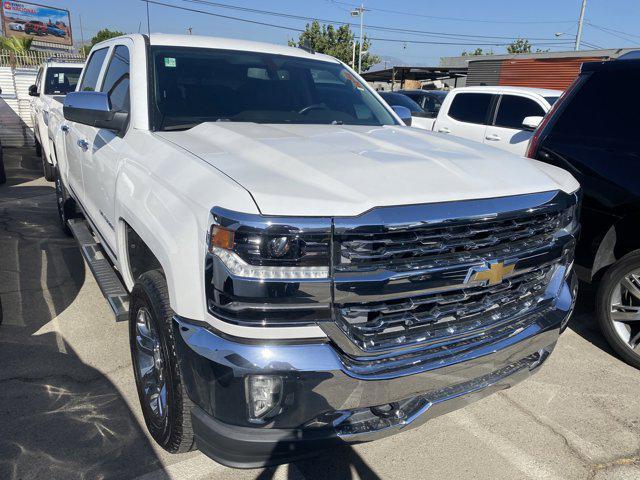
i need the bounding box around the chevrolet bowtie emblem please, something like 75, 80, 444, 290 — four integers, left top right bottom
468, 261, 515, 286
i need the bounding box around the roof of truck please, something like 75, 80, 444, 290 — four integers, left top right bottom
145, 33, 341, 64
452, 85, 563, 96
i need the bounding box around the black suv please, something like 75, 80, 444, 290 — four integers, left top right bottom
527, 57, 640, 367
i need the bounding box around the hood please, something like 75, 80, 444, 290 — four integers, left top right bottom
156, 123, 579, 217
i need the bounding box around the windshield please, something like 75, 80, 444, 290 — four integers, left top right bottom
44, 67, 81, 95
378, 92, 425, 115
151, 47, 397, 131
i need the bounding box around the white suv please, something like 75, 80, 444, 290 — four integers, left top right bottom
432, 86, 561, 156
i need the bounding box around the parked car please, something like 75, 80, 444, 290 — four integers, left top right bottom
29, 60, 84, 181
51, 33, 579, 467
398, 89, 449, 126
527, 57, 640, 368
46, 25, 66, 37
378, 91, 434, 129
24, 20, 46, 36
433, 86, 562, 156
8, 22, 25, 32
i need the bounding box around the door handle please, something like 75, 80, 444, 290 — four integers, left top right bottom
485, 134, 501, 141
438, 127, 451, 134
61, 124, 69, 132
77, 139, 89, 151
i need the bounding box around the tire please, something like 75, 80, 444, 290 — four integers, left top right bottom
129, 270, 197, 453
35, 137, 42, 157
42, 150, 55, 182
596, 251, 640, 369
54, 168, 76, 236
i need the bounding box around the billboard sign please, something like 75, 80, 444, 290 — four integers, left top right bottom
1, 1, 72, 46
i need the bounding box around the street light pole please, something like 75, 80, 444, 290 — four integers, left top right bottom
575, 0, 587, 51
350, 4, 366, 73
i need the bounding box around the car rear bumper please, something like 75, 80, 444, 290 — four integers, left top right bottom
174, 269, 576, 469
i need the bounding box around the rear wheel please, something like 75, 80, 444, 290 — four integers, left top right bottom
596, 251, 640, 369
130, 270, 197, 453
54, 168, 77, 236
42, 149, 54, 181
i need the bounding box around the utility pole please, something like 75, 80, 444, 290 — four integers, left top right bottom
187, 27, 193, 35
78, 14, 85, 55
350, 4, 366, 73
351, 41, 356, 68
575, 0, 587, 51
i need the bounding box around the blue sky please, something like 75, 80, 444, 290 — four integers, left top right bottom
39, 0, 640, 65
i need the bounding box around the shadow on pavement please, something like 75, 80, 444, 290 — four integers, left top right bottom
0, 148, 164, 479
567, 281, 617, 357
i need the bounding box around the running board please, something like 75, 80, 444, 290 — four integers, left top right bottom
68, 219, 130, 322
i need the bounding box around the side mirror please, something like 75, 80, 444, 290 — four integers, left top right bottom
63, 91, 128, 136
522, 116, 543, 131
28, 84, 39, 97
391, 105, 412, 126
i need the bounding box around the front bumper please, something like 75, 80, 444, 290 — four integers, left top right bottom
175, 270, 577, 469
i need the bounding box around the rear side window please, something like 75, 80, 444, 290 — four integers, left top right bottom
79, 48, 108, 92
100, 45, 130, 113
494, 95, 545, 129
43, 68, 81, 95
448, 93, 492, 124
551, 69, 640, 144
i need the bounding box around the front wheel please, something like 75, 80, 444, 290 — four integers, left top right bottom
42, 151, 54, 181
596, 251, 640, 369
129, 270, 196, 453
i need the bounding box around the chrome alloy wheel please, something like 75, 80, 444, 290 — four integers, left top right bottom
609, 271, 640, 353
134, 307, 168, 424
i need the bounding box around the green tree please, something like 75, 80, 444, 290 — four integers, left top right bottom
81, 28, 124, 55
0, 37, 33, 52
288, 21, 380, 72
507, 38, 532, 54
461, 48, 494, 56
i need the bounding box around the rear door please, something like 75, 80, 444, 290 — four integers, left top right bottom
62, 48, 109, 206
484, 93, 547, 156
81, 42, 132, 253
435, 92, 493, 143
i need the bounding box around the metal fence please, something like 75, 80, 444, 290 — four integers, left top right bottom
0, 51, 85, 147
0, 50, 85, 68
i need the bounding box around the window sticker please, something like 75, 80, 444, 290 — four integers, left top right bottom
340, 70, 365, 90
164, 57, 177, 68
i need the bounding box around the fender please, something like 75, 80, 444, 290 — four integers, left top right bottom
113, 132, 259, 321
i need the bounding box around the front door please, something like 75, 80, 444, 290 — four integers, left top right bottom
81, 42, 132, 254
435, 92, 493, 144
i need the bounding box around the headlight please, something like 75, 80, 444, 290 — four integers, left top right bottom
208, 209, 331, 279
205, 209, 333, 327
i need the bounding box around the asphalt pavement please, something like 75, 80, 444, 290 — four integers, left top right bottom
1, 147, 640, 480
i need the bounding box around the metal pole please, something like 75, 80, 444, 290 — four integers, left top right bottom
352, 40, 356, 68
358, 4, 364, 74
146, 0, 151, 36
575, 0, 587, 51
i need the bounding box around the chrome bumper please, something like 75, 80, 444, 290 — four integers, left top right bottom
175, 270, 576, 468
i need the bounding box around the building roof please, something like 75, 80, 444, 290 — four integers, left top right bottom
440, 48, 639, 68
361, 66, 467, 83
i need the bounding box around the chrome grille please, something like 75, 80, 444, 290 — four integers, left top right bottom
331, 191, 578, 355
338, 264, 556, 352
338, 210, 567, 270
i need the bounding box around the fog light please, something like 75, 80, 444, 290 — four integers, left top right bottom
246, 375, 283, 422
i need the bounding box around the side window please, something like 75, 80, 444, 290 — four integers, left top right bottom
494, 95, 545, 129
79, 48, 109, 92
448, 93, 492, 124
552, 69, 640, 144
100, 45, 130, 113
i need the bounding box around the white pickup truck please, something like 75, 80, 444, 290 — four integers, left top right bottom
51, 33, 580, 468
29, 59, 84, 180
431, 86, 562, 156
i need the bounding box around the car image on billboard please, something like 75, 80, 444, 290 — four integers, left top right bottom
1, 1, 72, 46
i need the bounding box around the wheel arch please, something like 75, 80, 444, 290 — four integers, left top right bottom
592, 213, 640, 281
